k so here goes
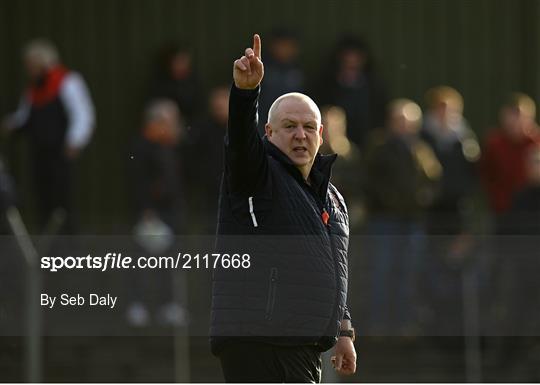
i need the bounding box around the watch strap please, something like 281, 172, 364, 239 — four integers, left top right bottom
339, 328, 355, 342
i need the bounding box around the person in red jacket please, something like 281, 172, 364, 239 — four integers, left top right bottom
480, 93, 540, 232
482, 97, 540, 373
2, 39, 95, 232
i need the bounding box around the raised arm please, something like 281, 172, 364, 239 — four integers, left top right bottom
225, 34, 268, 194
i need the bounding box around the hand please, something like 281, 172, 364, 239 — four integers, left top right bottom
233, 34, 264, 90
331, 336, 357, 375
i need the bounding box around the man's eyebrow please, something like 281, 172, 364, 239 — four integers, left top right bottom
281, 118, 296, 124
281, 118, 317, 125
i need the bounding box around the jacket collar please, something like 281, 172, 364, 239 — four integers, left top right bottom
263, 136, 337, 201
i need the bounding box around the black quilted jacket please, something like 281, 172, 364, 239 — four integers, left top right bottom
210, 85, 351, 355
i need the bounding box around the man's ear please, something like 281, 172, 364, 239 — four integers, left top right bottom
265, 123, 272, 137
319, 124, 324, 145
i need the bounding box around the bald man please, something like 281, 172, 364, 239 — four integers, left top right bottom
210, 35, 356, 383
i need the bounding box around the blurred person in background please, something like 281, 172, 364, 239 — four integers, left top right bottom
316, 35, 388, 151
320, 105, 365, 231
185, 85, 229, 233
480, 94, 540, 373
418, 86, 480, 334
257, 28, 305, 135
149, 43, 203, 126
421, 86, 480, 235
480, 93, 540, 233
504, 144, 540, 329
489, 145, 540, 378
2, 39, 95, 233
128, 99, 187, 327
364, 99, 441, 335
131, 99, 184, 233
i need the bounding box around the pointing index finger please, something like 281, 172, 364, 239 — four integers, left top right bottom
253, 34, 261, 59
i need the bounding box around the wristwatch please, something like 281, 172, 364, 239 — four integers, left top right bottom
339, 328, 355, 342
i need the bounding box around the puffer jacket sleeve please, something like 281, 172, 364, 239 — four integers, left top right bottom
224, 84, 268, 195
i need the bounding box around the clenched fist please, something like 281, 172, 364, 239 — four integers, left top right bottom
233, 34, 264, 90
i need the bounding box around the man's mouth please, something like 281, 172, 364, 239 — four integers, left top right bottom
293, 146, 308, 154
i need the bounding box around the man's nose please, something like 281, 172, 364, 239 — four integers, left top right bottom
293, 125, 307, 139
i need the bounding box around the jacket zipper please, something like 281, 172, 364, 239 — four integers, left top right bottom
265, 267, 278, 320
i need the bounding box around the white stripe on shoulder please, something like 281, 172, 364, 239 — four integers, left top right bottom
248, 196, 258, 228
